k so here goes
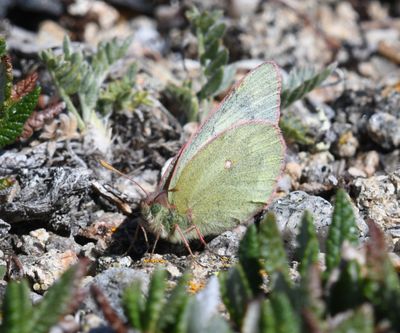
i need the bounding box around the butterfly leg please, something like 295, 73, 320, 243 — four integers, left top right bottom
173, 224, 207, 267
151, 233, 160, 255
139, 223, 150, 250
173, 224, 196, 257
184, 212, 219, 255
184, 224, 230, 259
182, 225, 208, 248
121, 220, 149, 256
183, 209, 207, 247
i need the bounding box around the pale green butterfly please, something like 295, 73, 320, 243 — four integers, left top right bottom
138, 61, 286, 247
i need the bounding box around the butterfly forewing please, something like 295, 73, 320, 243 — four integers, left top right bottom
168, 62, 281, 190
169, 121, 285, 237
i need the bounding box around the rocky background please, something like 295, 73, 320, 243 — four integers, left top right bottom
0, 0, 399, 331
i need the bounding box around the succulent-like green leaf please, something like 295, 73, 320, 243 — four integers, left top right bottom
219, 265, 253, 328
330, 305, 374, 333
204, 23, 226, 45
0, 262, 85, 333
186, 7, 222, 35
29, 263, 84, 333
198, 68, 223, 100
328, 260, 364, 315
162, 83, 199, 124
96, 62, 149, 114
201, 40, 219, 65
212, 64, 236, 97
363, 221, 400, 329
293, 212, 325, 320
157, 272, 191, 333
296, 211, 320, 278
123, 280, 145, 330
205, 50, 228, 77
142, 269, 167, 333
326, 189, 359, 274
297, 264, 324, 322
40, 35, 131, 131
281, 63, 336, 108
279, 114, 315, 145
238, 224, 262, 295
0, 280, 33, 333
186, 6, 232, 105
258, 212, 290, 285
260, 293, 301, 333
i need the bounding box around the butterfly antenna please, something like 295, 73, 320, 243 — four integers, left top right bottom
99, 160, 149, 197
152, 190, 167, 201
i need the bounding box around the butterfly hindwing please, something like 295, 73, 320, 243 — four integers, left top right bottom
169, 121, 285, 237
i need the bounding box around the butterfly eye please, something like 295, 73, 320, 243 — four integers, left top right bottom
150, 203, 162, 215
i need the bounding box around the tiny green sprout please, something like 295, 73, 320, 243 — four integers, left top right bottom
0, 177, 14, 190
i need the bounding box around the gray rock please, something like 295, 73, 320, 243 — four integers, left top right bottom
207, 225, 247, 257
46, 233, 81, 253
87, 326, 116, 333
231, 1, 333, 66
329, 88, 398, 155
298, 151, 342, 194
282, 102, 331, 145
0, 219, 11, 238
266, 191, 367, 258
19, 248, 78, 292
334, 131, 359, 158
14, 0, 63, 15
381, 149, 400, 173
129, 16, 166, 54
106, 0, 155, 14
228, 0, 260, 18
83, 268, 150, 320
16, 228, 81, 256
96, 256, 134, 273
20, 233, 47, 256
331, 88, 400, 153
0, 281, 42, 307
0, 0, 12, 17
365, 28, 399, 51
354, 169, 400, 229
0, 0, 63, 18
0, 142, 50, 175
0, 167, 93, 233
302, 158, 338, 185
367, 112, 400, 150
266, 191, 333, 257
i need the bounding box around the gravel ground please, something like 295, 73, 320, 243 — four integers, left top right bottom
0, 0, 399, 331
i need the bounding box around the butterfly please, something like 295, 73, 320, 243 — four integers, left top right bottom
138, 62, 286, 249
100, 62, 285, 251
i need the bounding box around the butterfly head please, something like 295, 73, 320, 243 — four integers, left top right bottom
141, 191, 191, 242
141, 200, 169, 238
141, 189, 177, 238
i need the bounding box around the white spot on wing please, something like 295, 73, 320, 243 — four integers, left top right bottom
224, 160, 233, 169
